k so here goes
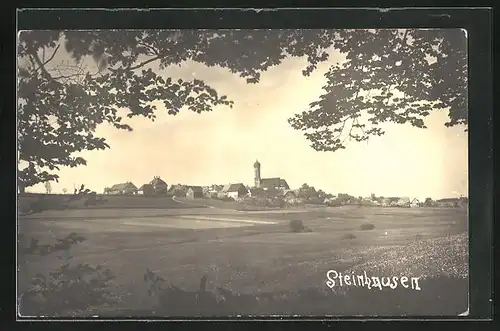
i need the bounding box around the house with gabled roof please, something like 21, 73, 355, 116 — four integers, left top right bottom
220, 184, 231, 193
397, 197, 411, 207
221, 183, 249, 200
260, 177, 290, 191
138, 184, 154, 196
149, 176, 168, 195
202, 184, 223, 198
380, 197, 401, 207
106, 182, 138, 195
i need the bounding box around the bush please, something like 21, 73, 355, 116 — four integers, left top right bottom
360, 223, 376, 230
253, 196, 267, 206
284, 197, 303, 207
29, 197, 68, 213
19, 233, 118, 316
172, 190, 186, 198
305, 197, 325, 205
289, 220, 305, 233
326, 199, 343, 207
242, 196, 279, 208
278, 199, 286, 209
342, 233, 357, 240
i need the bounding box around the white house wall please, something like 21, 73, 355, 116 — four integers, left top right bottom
227, 191, 239, 199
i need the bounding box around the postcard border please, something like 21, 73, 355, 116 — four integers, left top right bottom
5, 6, 494, 327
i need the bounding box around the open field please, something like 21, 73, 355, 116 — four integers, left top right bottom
17, 201, 468, 317
18, 194, 204, 212
18, 193, 317, 213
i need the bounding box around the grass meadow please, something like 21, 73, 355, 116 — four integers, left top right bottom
17, 195, 468, 317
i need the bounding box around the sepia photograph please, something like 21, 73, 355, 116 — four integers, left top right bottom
17, 28, 469, 318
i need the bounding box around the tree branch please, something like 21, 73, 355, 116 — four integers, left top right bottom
354, 117, 366, 137
50, 62, 89, 83
138, 42, 160, 56
52, 72, 84, 81
109, 55, 162, 73
401, 29, 409, 46
342, 117, 356, 144
128, 55, 162, 70
329, 116, 352, 147
43, 45, 60, 65
26, 55, 37, 72
29, 49, 60, 84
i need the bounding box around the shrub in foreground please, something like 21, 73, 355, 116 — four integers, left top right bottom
289, 220, 305, 232
19, 233, 117, 317
342, 233, 357, 240
360, 223, 376, 230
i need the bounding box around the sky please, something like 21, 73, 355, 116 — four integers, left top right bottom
21, 30, 468, 200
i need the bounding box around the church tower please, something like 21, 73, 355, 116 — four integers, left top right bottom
254, 159, 261, 188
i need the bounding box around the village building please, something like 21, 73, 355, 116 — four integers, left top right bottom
360, 196, 375, 205
368, 195, 382, 206
435, 198, 460, 208
379, 197, 401, 207
203, 184, 223, 197
186, 186, 204, 199
149, 176, 168, 195
260, 178, 290, 191
253, 160, 290, 191
396, 197, 411, 207
379, 198, 390, 207
106, 182, 138, 195
323, 194, 338, 204
221, 183, 249, 199
247, 187, 263, 198
410, 198, 421, 208
137, 184, 154, 196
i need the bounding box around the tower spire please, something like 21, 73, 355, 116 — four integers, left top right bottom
254, 159, 261, 188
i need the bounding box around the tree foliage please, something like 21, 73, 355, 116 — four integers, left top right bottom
44, 181, 52, 194
17, 30, 339, 187
17, 29, 467, 187
298, 183, 318, 199
288, 29, 467, 152
19, 233, 118, 316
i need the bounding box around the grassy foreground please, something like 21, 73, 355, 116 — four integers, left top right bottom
111, 233, 468, 317
19, 233, 468, 317
18, 206, 468, 317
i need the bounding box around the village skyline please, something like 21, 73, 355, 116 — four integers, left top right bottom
34, 159, 468, 203
20, 33, 468, 201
